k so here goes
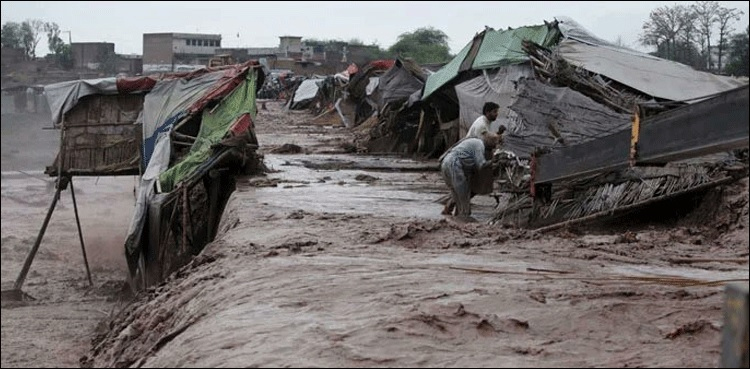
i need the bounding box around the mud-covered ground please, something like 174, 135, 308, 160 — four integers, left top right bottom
88, 102, 748, 368
2, 102, 748, 368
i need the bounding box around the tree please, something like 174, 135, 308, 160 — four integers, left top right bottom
676, 9, 700, 68
44, 22, 72, 69
52, 43, 74, 70
725, 25, 749, 76
20, 19, 44, 59
716, 6, 743, 72
388, 27, 451, 64
44, 22, 63, 54
640, 5, 695, 61
1, 22, 23, 48
692, 1, 719, 71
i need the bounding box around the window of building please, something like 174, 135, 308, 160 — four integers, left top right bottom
186, 39, 190, 46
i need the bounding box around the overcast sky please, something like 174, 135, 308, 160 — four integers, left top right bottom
2, 1, 748, 56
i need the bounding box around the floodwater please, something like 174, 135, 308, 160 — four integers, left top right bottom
86, 102, 748, 368
2, 101, 747, 368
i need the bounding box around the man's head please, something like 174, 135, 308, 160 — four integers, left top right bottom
482, 102, 500, 122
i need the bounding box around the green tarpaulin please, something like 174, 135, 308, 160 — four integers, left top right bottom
159, 72, 257, 191
421, 42, 472, 102
422, 24, 559, 99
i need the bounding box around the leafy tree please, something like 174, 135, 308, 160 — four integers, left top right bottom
388, 27, 451, 64
715, 6, 743, 72
725, 25, 749, 76
53, 43, 74, 70
44, 22, 72, 69
20, 19, 44, 59
347, 38, 365, 46
1, 22, 23, 48
640, 5, 694, 61
692, 1, 719, 71
44, 22, 63, 54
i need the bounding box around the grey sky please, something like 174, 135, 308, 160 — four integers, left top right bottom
2, 1, 748, 57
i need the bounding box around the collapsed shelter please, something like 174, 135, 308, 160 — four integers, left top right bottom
40, 62, 265, 288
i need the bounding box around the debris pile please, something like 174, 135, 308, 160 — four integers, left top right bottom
342, 17, 747, 228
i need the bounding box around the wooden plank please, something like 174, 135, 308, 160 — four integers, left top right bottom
721, 283, 749, 368
536, 85, 749, 184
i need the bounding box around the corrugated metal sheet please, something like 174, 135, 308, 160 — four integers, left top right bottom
557, 38, 747, 102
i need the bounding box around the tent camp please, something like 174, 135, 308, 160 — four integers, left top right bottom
362, 17, 746, 159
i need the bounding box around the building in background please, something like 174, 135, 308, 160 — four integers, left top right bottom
143, 33, 221, 73
71, 42, 115, 69
116, 54, 143, 75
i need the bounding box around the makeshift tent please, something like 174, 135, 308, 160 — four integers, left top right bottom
159, 72, 257, 191
377, 59, 429, 107
414, 17, 747, 160
335, 60, 396, 128
503, 78, 631, 157
454, 65, 533, 137
287, 76, 337, 113
45, 62, 265, 285
422, 24, 559, 100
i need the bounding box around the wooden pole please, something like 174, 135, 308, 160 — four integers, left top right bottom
13, 185, 63, 290
69, 178, 93, 286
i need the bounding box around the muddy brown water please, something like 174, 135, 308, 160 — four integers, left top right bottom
2, 102, 748, 368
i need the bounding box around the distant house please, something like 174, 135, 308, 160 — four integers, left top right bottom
143, 33, 221, 73
71, 42, 115, 69
117, 54, 143, 75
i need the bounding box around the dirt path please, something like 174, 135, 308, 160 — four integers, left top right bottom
84, 102, 748, 367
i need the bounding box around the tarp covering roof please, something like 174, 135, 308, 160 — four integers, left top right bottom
422, 24, 557, 99
472, 25, 556, 69
141, 71, 226, 168
423, 16, 746, 104
421, 42, 472, 101
45, 78, 119, 126
377, 59, 428, 106
159, 71, 257, 191
292, 79, 324, 104
455, 65, 533, 137
503, 78, 631, 157
44, 67, 254, 127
